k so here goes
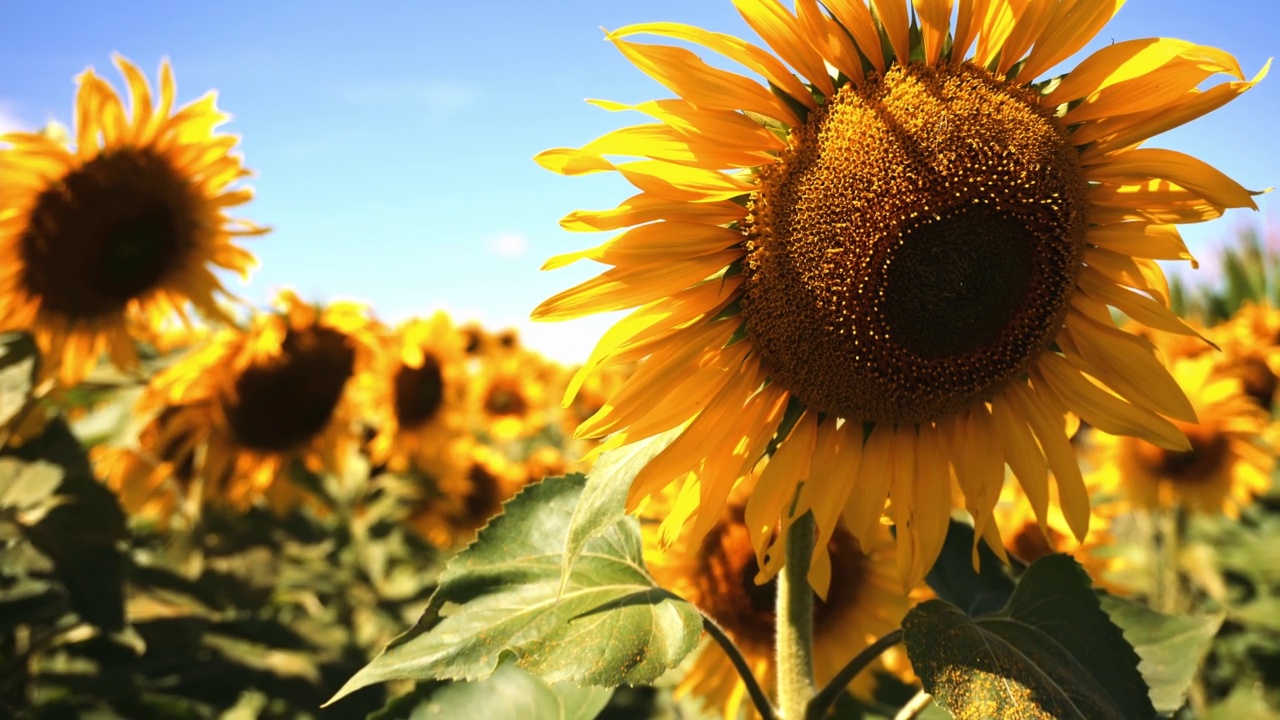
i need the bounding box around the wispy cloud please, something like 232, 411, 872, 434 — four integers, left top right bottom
337, 79, 481, 118
486, 232, 528, 259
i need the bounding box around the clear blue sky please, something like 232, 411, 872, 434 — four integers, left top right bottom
2, 1, 1276, 363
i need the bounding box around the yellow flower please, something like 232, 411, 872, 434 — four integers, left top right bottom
534, 0, 1266, 589
1092, 351, 1274, 516
0, 55, 265, 384
474, 352, 549, 441
407, 443, 527, 548
644, 478, 913, 719
365, 312, 470, 479
139, 290, 380, 512
90, 405, 202, 524
1211, 301, 1280, 410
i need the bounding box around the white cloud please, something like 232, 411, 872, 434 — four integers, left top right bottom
486, 232, 528, 258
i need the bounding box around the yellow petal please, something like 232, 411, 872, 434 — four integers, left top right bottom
533, 248, 739, 321
616, 160, 756, 202
797, 419, 864, 596
842, 423, 895, 550
1018, 0, 1124, 81
746, 410, 818, 577
1034, 352, 1189, 451
1005, 382, 1090, 541
996, 0, 1054, 76
560, 193, 747, 232
1087, 222, 1194, 264
823, 0, 887, 73
795, 0, 864, 83
991, 386, 1050, 534
589, 98, 786, 152
1086, 148, 1258, 211
1076, 267, 1202, 337
1084, 246, 1170, 305
732, 0, 834, 96
542, 220, 743, 270
870, 0, 911, 66
951, 0, 993, 64
913, 0, 955, 66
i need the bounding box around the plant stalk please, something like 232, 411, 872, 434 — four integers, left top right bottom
776, 511, 817, 719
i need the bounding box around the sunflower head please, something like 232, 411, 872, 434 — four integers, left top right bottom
139, 290, 381, 511
474, 351, 549, 441
0, 55, 267, 385
1092, 348, 1275, 517
408, 443, 527, 548
534, 0, 1265, 589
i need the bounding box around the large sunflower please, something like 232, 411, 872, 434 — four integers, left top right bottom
139, 290, 381, 511
534, 0, 1267, 588
644, 479, 913, 718
1091, 351, 1275, 516
0, 55, 265, 385
365, 312, 470, 479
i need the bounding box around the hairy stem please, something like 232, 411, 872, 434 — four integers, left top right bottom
777, 511, 817, 718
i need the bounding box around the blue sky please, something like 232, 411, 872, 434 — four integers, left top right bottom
2, 1, 1276, 363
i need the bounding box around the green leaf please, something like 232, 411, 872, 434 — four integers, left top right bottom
329, 474, 702, 703
370, 661, 613, 720
923, 519, 1015, 617
6, 417, 128, 630
903, 554, 1155, 720
0, 458, 63, 517
561, 428, 680, 592
0, 332, 38, 428
1099, 593, 1224, 714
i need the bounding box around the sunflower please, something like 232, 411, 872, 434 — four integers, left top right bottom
364, 312, 471, 480
139, 290, 380, 512
0, 55, 265, 385
533, 0, 1266, 588
473, 351, 549, 441
1091, 350, 1274, 516
1212, 301, 1280, 411
644, 476, 913, 718
407, 443, 527, 548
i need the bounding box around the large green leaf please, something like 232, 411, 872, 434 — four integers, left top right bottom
924, 518, 1015, 617
561, 428, 680, 592
903, 554, 1154, 720
370, 661, 613, 720
329, 474, 702, 703
1099, 593, 1224, 714
6, 418, 128, 630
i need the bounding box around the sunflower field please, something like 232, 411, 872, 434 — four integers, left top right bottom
2, 1, 1278, 718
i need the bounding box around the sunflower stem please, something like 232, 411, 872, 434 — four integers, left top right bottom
777, 510, 817, 719
703, 614, 777, 720
806, 628, 904, 720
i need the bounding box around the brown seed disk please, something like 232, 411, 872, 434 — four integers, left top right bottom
20, 149, 195, 318
223, 326, 356, 453
394, 355, 446, 428
1133, 423, 1230, 486
741, 62, 1087, 424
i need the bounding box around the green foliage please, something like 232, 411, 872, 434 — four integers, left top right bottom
561, 428, 680, 591
1099, 592, 1224, 714
370, 660, 613, 720
1171, 224, 1279, 326
904, 554, 1155, 720
923, 519, 1016, 616
332, 474, 702, 703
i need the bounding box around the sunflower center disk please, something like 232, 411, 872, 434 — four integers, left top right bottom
742, 63, 1087, 424
1135, 424, 1230, 484
223, 326, 356, 452
20, 150, 192, 318
394, 357, 446, 428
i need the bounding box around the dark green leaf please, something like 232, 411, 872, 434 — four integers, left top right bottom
1099, 593, 1224, 714
7, 418, 127, 630
903, 554, 1154, 720
923, 519, 1015, 616
561, 428, 680, 592
370, 661, 612, 720
329, 474, 702, 703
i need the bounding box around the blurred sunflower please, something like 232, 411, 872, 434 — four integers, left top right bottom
474, 353, 548, 441
0, 55, 265, 384
140, 290, 380, 511
1212, 301, 1280, 410
534, 0, 1266, 588
408, 444, 527, 548
1092, 351, 1274, 516
644, 479, 913, 718
365, 313, 470, 479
